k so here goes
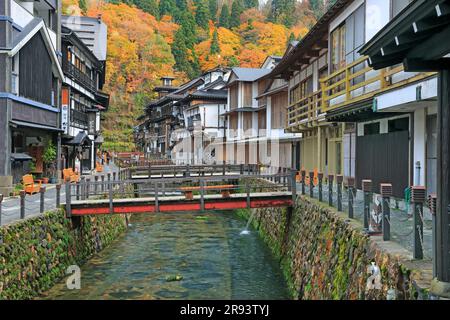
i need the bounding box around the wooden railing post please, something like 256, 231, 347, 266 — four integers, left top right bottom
56, 183, 61, 208
336, 175, 343, 211
380, 183, 392, 241
347, 177, 355, 219
309, 171, 314, 198
86, 178, 90, 199
290, 169, 297, 203
429, 194, 437, 276
154, 182, 159, 213
200, 180, 205, 211
39, 186, 45, 213
94, 175, 98, 195
362, 180, 372, 230
65, 177, 71, 218
20, 190, 25, 219
411, 186, 426, 260
301, 170, 306, 195
328, 174, 334, 207
0, 194, 3, 226
318, 172, 323, 202
109, 179, 113, 214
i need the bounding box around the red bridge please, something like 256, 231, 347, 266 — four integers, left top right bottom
63, 171, 297, 216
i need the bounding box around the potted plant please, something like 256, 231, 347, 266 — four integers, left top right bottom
43, 140, 57, 183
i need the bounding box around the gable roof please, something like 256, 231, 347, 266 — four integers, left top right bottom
1, 18, 64, 78
227, 68, 272, 86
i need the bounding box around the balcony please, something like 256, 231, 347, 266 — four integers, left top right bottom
321, 56, 434, 113
287, 90, 322, 130
70, 109, 88, 129
287, 56, 434, 130
64, 63, 97, 93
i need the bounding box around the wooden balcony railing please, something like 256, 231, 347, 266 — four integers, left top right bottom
320, 55, 433, 113
287, 90, 322, 129
287, 56, 434, 129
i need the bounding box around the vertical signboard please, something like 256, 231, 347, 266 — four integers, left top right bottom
61, 88, 70, 135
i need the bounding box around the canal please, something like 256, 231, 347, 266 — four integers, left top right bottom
42, 211, 290, 299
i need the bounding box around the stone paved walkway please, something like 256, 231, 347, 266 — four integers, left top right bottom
0, 163, 119, 227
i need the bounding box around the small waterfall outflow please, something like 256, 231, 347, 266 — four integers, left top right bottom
240, 210, 256, 235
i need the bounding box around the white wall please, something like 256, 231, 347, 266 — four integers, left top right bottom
414, 108, 426, 186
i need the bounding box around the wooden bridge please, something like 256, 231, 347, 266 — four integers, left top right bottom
63, 169, 297, 217
116, 163, 275, 180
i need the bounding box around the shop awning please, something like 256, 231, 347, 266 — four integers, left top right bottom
9, 120, 64, 132
63, 131, 92, 146
94, 135, 104, 144
10, 153, 33, 161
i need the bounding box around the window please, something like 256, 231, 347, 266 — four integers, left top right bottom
11, 55, 19, 95
364, 122, 380, 135
331, 24, 346, 72
388, 117, 409, 132
392, 0, 411, 18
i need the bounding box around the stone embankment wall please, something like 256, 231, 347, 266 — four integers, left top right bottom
0, 210, 128, 299
238, 196, 431, 300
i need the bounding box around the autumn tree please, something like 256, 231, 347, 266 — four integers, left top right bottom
218, 4, 230, 28
195, 0, 210, 29
230, 0, 244, 28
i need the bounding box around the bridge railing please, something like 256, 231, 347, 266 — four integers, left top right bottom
117, 163, 275, 180
64, 170, 297, 216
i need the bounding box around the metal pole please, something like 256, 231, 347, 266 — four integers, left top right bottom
86, 178, 90, 199
56, 184, 61, 208
20, 190, 25, 219
65, 178, 72, 218
200, 180, 205, 211
347, 177, 355, 219
429, 194, 437, 277
109, 180, 113, 214
76, 180, 80, 200
318, 173, 323, 202
148, 163, 152, 179
301, 170, 306, 195
246, 180, 250, 209
154, 182, 159, 213
336, 175, 343, 211
94, 175, 98, 195
290, 169, 297, 203
101, 174, 105, 193
309, 171, 314, 198
0, 194, 3, 226
411, 186, 425, 260
380, 183, 392, 241
328, 174, 334, 207
362, 179, 372, 231
80, 176, 85, 200
39, 186, 45, 213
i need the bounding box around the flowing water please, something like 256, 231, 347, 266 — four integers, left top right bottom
42, 211, 290, 300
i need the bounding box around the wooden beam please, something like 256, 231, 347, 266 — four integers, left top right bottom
404, 58, 450, 72
413, 15, 450, 34
409, 23, 450, 60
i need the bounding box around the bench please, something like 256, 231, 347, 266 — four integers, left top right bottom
178, 185, 235, 200
96, 162, 103, 173
63, 168, 80, 183
23, 174, 42, 195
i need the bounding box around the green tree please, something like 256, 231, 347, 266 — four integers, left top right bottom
243, 0, 258, 9
288, 32, 295, 44
209, 0, 217, 21
132, 0, 159, 18
210, 28, 220, 54
159, 0, 177, 17
268, 0, 295, 27
218, 4, 230, 28
310, 0, 337, 19
230, 0, 243, 28
78, 0, 87, 14
195, 0, 210, 29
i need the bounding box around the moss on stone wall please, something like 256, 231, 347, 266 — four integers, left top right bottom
245, 196, 428, 300
0, 210, 128, 300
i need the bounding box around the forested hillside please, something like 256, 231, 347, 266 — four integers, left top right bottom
62, 0, 336, 151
